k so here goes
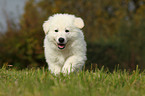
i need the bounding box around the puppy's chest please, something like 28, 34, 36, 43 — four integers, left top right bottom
55, 51, 72, 66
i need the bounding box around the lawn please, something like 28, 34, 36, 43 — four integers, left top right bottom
0, 67, 145, 96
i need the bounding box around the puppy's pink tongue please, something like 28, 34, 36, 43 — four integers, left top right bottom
58, 45, 64, 48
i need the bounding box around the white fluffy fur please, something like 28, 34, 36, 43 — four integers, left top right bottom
43, 13, 87, 75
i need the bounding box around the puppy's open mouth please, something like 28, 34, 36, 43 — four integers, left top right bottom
58, 43, 66, 49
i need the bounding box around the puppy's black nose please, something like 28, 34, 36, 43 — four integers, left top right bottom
59, 38, 64, 43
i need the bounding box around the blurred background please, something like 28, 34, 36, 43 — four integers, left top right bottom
0, 0, 145, 71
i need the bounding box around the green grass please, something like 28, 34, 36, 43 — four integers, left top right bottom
0, 67, 145, 96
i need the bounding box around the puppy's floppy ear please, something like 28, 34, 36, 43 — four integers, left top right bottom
74, 17, 84, 29
42, 21, 49, 34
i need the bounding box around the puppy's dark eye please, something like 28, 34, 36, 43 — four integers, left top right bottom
55, 30, 58, 32
65, 30, 69, 33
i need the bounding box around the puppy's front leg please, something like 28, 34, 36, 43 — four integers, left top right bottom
62, 55, 86, 74
49, 64, 61, 75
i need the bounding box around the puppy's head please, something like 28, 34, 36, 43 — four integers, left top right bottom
43, 13, 84, 50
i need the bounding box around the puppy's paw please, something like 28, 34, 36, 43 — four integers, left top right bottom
49, 65, 61, 75
53, 69, 61, 75
61, 64, 74, 74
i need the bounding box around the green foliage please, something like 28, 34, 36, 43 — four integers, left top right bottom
0, 0, 145, 70
0, 68, 145, 96
87, 18, 145, 71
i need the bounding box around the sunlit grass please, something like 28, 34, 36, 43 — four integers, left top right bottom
0, 67, 145, 96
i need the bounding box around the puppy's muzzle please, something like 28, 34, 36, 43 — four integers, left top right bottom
58, 37, 66, 49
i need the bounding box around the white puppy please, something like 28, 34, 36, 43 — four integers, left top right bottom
43, 13, 87, 75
